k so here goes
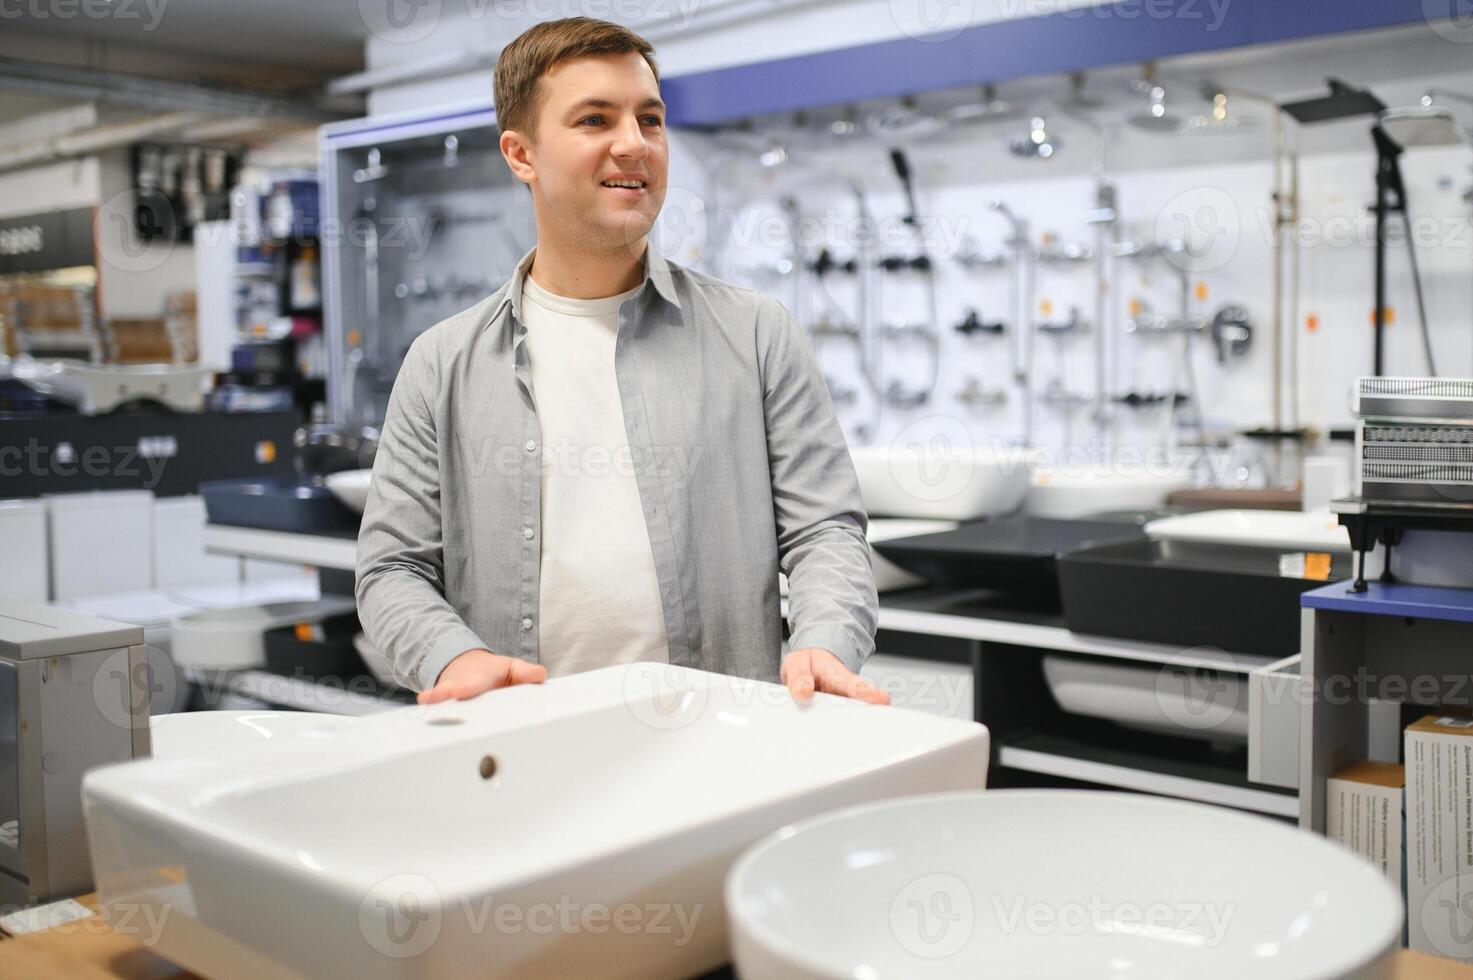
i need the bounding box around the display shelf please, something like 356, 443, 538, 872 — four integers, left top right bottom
997, 732, 1298, 819
1301, 580, 1473, 624
203, 524, 358, 571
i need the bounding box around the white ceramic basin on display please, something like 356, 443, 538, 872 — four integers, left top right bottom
726, 790, 1402, 980
1145, 509, 1352, 553
849, 445, 1031, 521
324, 468, 373, 514
150, 711, 352, 760
84, 663, 989, 980
1026, 469, 1190, 519
1040, 655, 1249, 745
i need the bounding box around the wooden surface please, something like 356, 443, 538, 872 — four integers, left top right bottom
1, 896, 1469, 979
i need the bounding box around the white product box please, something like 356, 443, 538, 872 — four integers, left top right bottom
43, 490, 154, 601
153, 495, 239, 589
1406, 713, 1473, 960
0, 499, 48, 601
1327, 760, 1405, 890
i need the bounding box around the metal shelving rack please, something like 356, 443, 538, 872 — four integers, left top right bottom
1299, 581, 1473, 832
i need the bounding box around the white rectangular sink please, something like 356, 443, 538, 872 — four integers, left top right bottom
83, 663, 989, 980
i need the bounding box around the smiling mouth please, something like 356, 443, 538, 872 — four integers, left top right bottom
600, 178, 647, 189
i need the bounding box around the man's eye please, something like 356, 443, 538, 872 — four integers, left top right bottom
642, 116, 664, 127
579, 115, 605, 126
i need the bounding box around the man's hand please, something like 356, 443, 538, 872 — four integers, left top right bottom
418, 648, 547, 704
781, 647, 891, 705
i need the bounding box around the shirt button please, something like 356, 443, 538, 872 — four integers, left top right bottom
522, 526, 534, 540
521, 617, 533, 631
524, 439, 537, 453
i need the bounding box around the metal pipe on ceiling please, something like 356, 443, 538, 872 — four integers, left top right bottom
0, 55, 352, 123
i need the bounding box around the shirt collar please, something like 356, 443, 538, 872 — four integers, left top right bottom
492, 242, 683, 327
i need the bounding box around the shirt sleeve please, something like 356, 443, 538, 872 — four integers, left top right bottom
355, 336, 491, 691
756, 294, 878, 674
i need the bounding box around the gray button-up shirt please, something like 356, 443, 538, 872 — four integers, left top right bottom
355, 246, 877, 691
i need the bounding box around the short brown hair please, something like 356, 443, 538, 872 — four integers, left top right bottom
493, 17, 659, 139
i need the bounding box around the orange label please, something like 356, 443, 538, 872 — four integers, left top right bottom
1194, 281, 1209, 302
1040, 298, 1054, 316
347, 329, 362, 346
255, 440, 277, 464
1304, 553, 1332, 581
1128, 297, 1143, 316
294, 622, 315, 642
1306, 313, 1319, 332
1370, 306, 1395, 325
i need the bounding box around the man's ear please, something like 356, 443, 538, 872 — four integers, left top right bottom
500, 129, 536, 185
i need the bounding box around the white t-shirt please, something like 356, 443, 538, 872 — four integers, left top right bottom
520, 274, 671, 677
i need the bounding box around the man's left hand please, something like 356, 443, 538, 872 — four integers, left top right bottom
782, 647, 891, 705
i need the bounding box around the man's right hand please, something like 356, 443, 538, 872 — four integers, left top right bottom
417, 648, 548, 704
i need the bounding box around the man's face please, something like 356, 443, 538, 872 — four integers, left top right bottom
505, 51, 668, 254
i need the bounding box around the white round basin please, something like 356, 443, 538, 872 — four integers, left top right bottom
1027, 469, 1189, 519
726, 790, 1402, 980
150, 710, 351, 760
850, 445, 1031, 521
324, 468, 372, 513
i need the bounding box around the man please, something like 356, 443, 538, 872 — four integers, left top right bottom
356, 17, 885, 706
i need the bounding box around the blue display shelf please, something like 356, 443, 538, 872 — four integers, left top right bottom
1300, 580, 1473, 624
662, 0, 1443, 126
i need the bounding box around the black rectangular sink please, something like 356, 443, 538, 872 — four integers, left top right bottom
200, 478, 360, 533
1057, 539, 1349, 655
871, 516, 1148, 609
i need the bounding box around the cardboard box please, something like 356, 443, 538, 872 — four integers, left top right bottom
1407, 713, 1473, 960
1330, 760, 1406, 886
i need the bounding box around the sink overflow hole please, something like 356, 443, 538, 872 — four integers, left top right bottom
427, 717, 463, 726
479, 755, 498, 780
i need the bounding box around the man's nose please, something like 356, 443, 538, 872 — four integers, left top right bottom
610, 115, 650, 160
